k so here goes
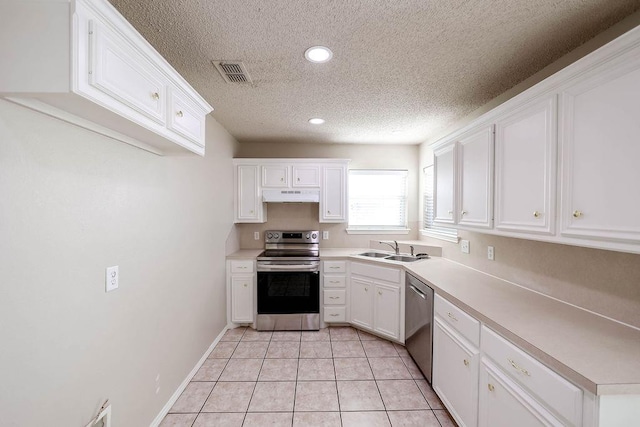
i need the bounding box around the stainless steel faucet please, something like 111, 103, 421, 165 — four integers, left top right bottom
379, 240, 400, 255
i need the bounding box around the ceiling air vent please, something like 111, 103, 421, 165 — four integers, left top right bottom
212, 60, 253, 84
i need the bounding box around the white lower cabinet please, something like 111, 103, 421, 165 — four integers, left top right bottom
322, 260, 348, 324
349, 276, 374, 329
433, 294, 585, 427
373, 283, 400, 339
227, 260, 255, 324
481, 325, 582, 426
349, 262, 403, 342
479, 359, 564, 427
230, 275, 254, 323
433, 305, 480, 427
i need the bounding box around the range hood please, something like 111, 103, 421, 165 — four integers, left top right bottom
262, 189, 320, 203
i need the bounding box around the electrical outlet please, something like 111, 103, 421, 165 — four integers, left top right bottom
254, 231, 260, 240
323, 231, 329, 240
105, 266, 119, 292
461, 240, 470, 254
488, 246, 495, 260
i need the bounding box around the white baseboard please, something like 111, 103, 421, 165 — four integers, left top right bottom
149, 325, 229, 427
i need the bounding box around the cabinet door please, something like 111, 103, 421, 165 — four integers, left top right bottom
479, 359, 564, 427
167, 87, 205, 146
560, 54, 640, 244
458, 125, 494, 229
262, 165, 289, 187
495, 96, 556, 235
433, 318, 479, 427
434, 143, 456, 224
373, 282, 400, 340
231, 275, 254, 323
89, 18, 166, 124
292, 165, 320, 187
321, 165, 347, 222
236, 165, 263, 222
350, 277, 373, 330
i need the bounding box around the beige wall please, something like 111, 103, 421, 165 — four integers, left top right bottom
0, 100, 238, 425
236, 142, 421, 247
418, 13, 640, 329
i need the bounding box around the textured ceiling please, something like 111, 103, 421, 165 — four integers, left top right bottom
109, 0, 640, 145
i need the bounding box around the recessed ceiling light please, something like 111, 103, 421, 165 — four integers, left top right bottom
308, 118, 325, 125
305, 46, 333, 63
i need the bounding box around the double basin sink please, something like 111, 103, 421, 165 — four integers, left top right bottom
359, 252, 426, 263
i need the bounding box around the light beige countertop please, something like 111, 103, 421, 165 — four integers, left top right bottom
226, 249, 263, 259
227, 248, 640, 395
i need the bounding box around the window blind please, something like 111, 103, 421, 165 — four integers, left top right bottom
348, 170, 408, 230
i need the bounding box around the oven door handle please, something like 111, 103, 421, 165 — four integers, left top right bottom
258, 264, 319, 272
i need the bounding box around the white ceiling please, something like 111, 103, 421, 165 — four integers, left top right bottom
109, 0, 640, 145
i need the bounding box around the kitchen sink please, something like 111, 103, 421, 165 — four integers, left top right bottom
384, 255, 421, 262
359, 252, 390, 258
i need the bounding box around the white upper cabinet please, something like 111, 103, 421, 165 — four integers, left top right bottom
494, 96, 557, 235
321, 164, 348, 223
233, 159, 349, 224
88, 17, 167, 124
458, 125, 494, 229
434, 143, 457, 225
262, 165, 290, 188
428, 25, 640, 254
235, 165, 264, 223
0, 0, 212, 156
559, 50, 640, 244
293, 165, 321, 187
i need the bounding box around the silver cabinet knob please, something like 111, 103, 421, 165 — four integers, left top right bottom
151, 92, 160, 100
488, 384, 495, 392
573, 210, 583, 218
463, 359, 469, 366
176, 110, 184, 117
533, 211, 541, 218
460, 211, 467, 216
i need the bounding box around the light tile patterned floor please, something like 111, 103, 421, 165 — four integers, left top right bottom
160, 326, 457, 427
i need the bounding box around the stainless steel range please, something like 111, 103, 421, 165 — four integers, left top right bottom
256, 230, 320, 331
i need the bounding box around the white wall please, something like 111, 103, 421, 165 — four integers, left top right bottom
0, 99, 238, 426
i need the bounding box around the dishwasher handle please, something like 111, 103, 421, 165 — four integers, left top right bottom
408, 284, 427, 300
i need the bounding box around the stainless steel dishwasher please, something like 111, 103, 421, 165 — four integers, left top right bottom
405, 272, 434, 383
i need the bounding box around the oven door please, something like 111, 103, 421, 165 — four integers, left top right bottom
257, 264, 320, 315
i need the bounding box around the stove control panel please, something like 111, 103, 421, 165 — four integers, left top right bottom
265, 230, 319, 244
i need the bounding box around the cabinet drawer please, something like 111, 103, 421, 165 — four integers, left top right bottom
323, 260, 346, 273
351, 262, 401, 283
324, 289, 346, 305
434, 294, 480, 347
482, 326, 582, 425
323, 275, 346, 288
324, 306, 346, 322
230, 260, 254, 274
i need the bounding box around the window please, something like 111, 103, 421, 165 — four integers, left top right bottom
347, 170, 409, 234
422, 165, 458, 242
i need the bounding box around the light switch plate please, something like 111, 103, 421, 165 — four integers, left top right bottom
254, 231, 260, 240
106, 266, 119, 292
322, 231, 329, 240
488, 246, 495, 260
461, 240, 470, 254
